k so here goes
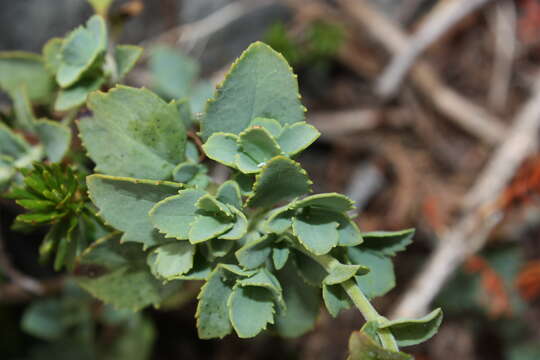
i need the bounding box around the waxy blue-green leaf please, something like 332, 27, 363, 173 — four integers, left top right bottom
238, 268, 284, 307
293, 209, 339, 255
188, 215, 233, 244
87, 174, 183, 248
228, 285, 275, 338
147, 241, 195, 281
246, 156, 312, 208
236, 234, 273, 269
74, 233, 181, 311
114, 45, 143, 80
79, 86, 187, 180
336, 213, 363, 247
379, 308, 443, 347
172, 162, 209, 189
0, 51, 55, 104
200, 42, 305, 140
292, 192, 355, 213
324, 264, 366, 285
236, 127, 282, 173
322, 283, 353, 318
196, 194, 232, 217
219, 205, 248, 240
0, 122, 31, 159
176, 252, 212, 280
293, 250, 326, 287
55, 75, 104, 111
272, 244, 290, 270
149, 189, 205, 240
202, 133, 239, 167
347, 248, 395, 299
42, 38, 63, 75
274, 261, 320, 337
348, 331, 413, 360
196, 267, 234, 339
35, 120, 72, 162
12, 86, 36, 132
250, 117, 282, 138
57, 15, 107, 87
361, 229, 415, 257
265, 205, 294, 234
216, 180, 243, 210
203, 239, 235, 259
149, 46, 199, 100
278, 122, 320, 156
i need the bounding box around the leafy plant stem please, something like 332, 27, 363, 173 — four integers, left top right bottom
293, 243, 399, 351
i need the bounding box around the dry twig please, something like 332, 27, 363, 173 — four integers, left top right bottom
376, 0, 494, 98
391, 75, 540, 319
337, 0, 505, 145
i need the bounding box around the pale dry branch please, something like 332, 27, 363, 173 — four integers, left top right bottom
488, 0, 517, 111
391, 74, 540, 319
376, 0, 494, 98
337, 0, 505, 145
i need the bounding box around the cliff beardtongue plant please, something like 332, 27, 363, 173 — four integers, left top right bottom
75, 40, 443, 358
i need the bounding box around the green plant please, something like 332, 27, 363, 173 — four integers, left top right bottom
0, 9, 442, 360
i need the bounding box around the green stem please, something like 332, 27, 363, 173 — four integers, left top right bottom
293, 244, 399, 352
341, 279, 398, 351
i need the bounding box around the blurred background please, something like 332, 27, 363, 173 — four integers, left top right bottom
1, 0, 540, 359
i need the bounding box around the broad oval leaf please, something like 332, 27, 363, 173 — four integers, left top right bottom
87, 174, 183, 249
246, 156, 312, 208
277, 122, 320, 156
74, 233, 182, 311
79, 86, 187, 180
147, 241, 195, 281
228, 285, 275, 338
292, 209, 339, 256
322, 283, 353, 318
200, 42, 305, 140
361, 229, 415, 257
347, 248, 395, 299
292, 193, 355, 213
379, 308, 443, 347
202, 132, 239, 167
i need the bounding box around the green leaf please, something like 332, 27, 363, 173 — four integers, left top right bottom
114, 45, 143, 80
172, 162, 209, 188
149, 189, 205, 240
265, 205, 294, 234
219, 205, 248, 240
188, 215, 233, 244
361, 229, 415, 257
336, 214, 363, 247
57, 15, 107, 87
202, 132, 239, 167
149, 46, 199, 99
74, 233, 182, 311
347, 248, 395, 299
200, 42, 305, 140
87, 174, 183, 248
216, 180, 243, 210
147, 241, 195, 281
42, 38, 63, 75
12, 86, 36, 132
35, 119, 72, 162
246, 156, 311, 208
379, 308, 443, 347
292, 192, 355, 213
324, 263, 366, 285
0, 51, 55, 104
348, 331, 413, 360
228, 285, 275, 338
250, 117, 282, 138
277, 122, 320, 156
177, 251, 212, 280
322, 283, 352, 318
294, 250, 326, 287
272, 244, 290, 270
236, 234, 273, 269
196, 267, 234, 339
190, 80, 213, 114
274, 261, 320, 337
204, 239, 234, 259
79, 86, 187, 179
21, 299, 65, 340
238, 267, 285, 310
292, 209, 339, 255
55, 76, 105, 111
236, 127, 282, 173
196, 194, 232, 217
